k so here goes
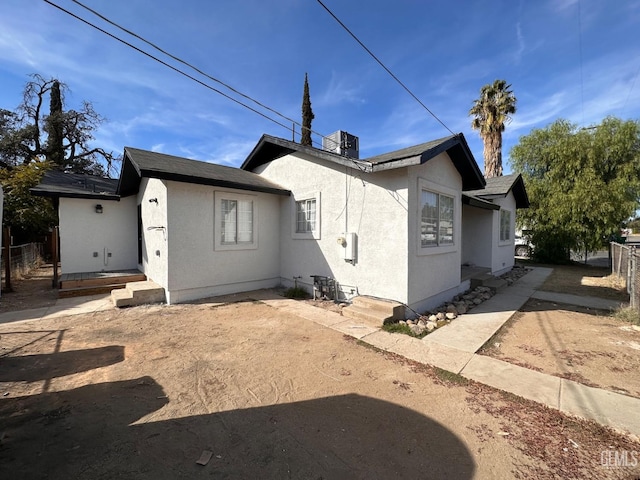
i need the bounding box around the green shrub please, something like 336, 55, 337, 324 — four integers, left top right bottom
283, 287, 308, 299
382, 322, 428, 339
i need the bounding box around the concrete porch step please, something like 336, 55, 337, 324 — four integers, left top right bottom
111, 281, 165, 308
342, 296, 405, 325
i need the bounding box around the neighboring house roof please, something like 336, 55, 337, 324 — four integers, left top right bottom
117, 147, 291, 197
242, 133, 486, 191
465, 173, 529, 209
30, 170, 120, 200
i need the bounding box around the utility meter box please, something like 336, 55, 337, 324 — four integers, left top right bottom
342, 232, 357, 264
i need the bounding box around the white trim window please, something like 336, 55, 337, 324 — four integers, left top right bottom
500, 209, 512, 242
292, 191, 321, 239
215, 192, 257, 250
420, 189, 454, 247
296, 198, 316, 234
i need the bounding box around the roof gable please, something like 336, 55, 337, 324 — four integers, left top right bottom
117, 147, 290, 197
242, 133, 486, 191
465, 173, 529, 208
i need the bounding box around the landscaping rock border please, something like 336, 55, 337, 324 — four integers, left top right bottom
397, 266, 532, 336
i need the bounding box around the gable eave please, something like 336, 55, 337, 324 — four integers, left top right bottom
242, 134, 372, 172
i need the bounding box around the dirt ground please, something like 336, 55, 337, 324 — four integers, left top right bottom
536, 264, 628, 302
482, 299, 640, 398
481, 263, 640, 400
0, 264, 58, 313
1, 265, 640, 479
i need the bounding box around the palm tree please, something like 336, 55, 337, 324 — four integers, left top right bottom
469, 79, 517, 178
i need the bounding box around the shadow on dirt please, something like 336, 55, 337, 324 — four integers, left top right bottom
0, 345, 125, 382
0, 378, 475, 479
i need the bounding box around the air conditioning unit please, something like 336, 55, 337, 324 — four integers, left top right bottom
322, 131, 359, 159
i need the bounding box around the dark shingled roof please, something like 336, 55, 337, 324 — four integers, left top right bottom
465, 173, 529, 209
117, 147, 290, 197
30, 170, 120, 200
242, 133, 486, 191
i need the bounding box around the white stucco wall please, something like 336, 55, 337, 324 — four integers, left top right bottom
158, 180, 281, 303
255, 152, 409, 303
406, 155, 466, 312
491, 194, 517, 275
137, 178, 169, 290
58, 196, 138, 274
461, 204, 493, 269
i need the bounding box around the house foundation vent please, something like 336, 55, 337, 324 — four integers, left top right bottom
322, 131, 359, 159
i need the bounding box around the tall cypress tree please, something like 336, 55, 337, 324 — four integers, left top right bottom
300, 73, 314, 146
46, 80, 65, 169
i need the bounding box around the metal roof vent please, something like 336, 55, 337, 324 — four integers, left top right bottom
322, 131, 359, 159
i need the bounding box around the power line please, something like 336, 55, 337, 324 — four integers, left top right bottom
43, 1, 295, 134
70, 0, 313, 142
44, 0, 346, 153
44, 1, 370, 172
316, 0, 454, 136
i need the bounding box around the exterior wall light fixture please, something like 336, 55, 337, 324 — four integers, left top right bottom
149, 198, 158, 204
95, 204, 103, 214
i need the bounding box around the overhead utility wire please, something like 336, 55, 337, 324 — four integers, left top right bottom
45, 1, 369, 172
44, 1, 295, 134
316, 0, 454, 136
44, 0, 289, 135
65, 0, 349, 153
71, 1, 302, 136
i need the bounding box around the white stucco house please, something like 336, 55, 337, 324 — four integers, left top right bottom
32, 132, 528, 313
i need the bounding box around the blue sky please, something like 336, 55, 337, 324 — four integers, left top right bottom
1, 0, 639, 175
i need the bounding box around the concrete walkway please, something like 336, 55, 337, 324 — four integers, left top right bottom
2, 271, 638, 438
0, 294, 113, 325
255, 269, 640, 438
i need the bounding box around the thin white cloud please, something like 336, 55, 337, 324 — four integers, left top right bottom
514, 23, 525, 64
317, 71, 367, 107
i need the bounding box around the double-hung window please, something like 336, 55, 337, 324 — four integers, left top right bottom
215, 192, 257, 250
296, 199, 316, 233
500, 209, 511, 242
292, 192, 321, 239
420, 189, 454, 247
221, 199, 253, 244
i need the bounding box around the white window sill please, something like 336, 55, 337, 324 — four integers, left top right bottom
417, 244, 456, 256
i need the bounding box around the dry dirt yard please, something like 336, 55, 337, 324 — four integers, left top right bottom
0, 266, 639, 479
482, 264, 640, 399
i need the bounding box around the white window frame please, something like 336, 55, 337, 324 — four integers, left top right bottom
296, 198, 316, 233
292, 191, 321, 240
214, 191, 258, 251
499, 209, 512, 243
417, 178, 458, 255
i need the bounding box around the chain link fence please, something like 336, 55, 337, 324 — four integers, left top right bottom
1, 243, 44, 280
611, 242, 640, 309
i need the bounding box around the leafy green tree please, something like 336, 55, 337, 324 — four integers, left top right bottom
511, 117, 640, 262
300, 73, 314, 147
0, 160, 56, 241
0, 74, 117, 175
469, 79, 517, 178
